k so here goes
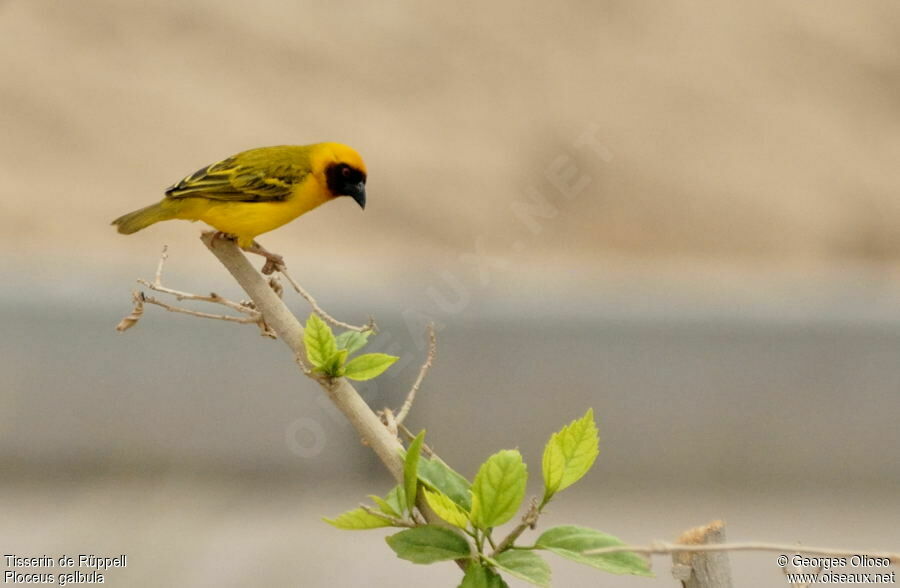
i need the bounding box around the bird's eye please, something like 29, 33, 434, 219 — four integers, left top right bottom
341, 166, 352, 178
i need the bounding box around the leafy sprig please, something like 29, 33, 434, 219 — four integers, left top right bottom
303, 313, 397, 380
324, 409, 652, 586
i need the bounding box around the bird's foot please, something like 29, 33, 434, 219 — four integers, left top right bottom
244, 241, 286, 275
209, 231, 238, 246
261, 256, 284, 275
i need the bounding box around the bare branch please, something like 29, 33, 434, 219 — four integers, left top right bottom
154, 244, 168, 283
138, 278, 259, 315
115, 291, 145, 332
395, 323, 436, 425
585, 541, 900, 564
141, 294, 261, 324
118, 244, 283, 336
138, 246, 258, 316
279, 267, 375, 333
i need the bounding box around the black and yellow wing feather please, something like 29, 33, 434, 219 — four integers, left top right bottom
164, 146, 312, 202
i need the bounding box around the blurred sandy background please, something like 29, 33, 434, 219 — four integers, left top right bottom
2, 1, 899, 586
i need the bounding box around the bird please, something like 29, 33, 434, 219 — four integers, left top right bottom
112, 142, 367, 272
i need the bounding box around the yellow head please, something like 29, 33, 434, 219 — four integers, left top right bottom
313, 142, 368, 209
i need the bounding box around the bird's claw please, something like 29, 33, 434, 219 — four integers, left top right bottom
243, 240, 286, 275
209, 231, 237, 247
261, 255, 285, 275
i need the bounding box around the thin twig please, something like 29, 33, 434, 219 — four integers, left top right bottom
397, 422, 436, 458
142, 294, 261, 324
395, 324, 437, 425
138, 246, 257, 315
279, 267, 375, 332
486, 533, 498, 551
118, 244, 281, 335
359, 504, 415, 528
138, 280, 260, 315
492, 497, 540, 556
154, 244, 167, 284
584, 541, 900, 563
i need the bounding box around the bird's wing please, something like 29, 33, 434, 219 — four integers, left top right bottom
164, 148, 310, 202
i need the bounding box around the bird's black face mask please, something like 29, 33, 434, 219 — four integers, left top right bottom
326, 163, 367, 209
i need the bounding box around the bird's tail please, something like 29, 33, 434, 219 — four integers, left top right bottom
111, 202, 173, 234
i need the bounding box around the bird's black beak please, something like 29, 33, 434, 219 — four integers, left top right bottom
349, 182, 366, 209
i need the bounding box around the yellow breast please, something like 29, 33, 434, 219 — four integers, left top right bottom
173, 175, 331, 248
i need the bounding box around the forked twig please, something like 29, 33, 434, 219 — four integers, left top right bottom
117, 245, 274, 337
143, 293, 263, 325
279, 267, 375, 333
395, 324, 437, 425
138, 246, 258, 315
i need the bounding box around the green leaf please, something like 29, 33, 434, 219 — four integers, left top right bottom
470, 449, 527, 529
303, 314, 336, 368
404, 431, 425, 512
423, 488, 469, 528
369, 494, 401, 519
386, 525, 471, 564
490, 550, 551, 588
535, 525, 652, 576
459, 562, 510, 588
343, 353, 398, 381
323, 348, 348, 377
418, 456, 472, 511
323, 507, 391, 530
335, 330, 370, 355
541, 408, 599, 505
382, 485, 406, 517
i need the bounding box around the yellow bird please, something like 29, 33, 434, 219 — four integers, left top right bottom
112, 142, 367, 270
